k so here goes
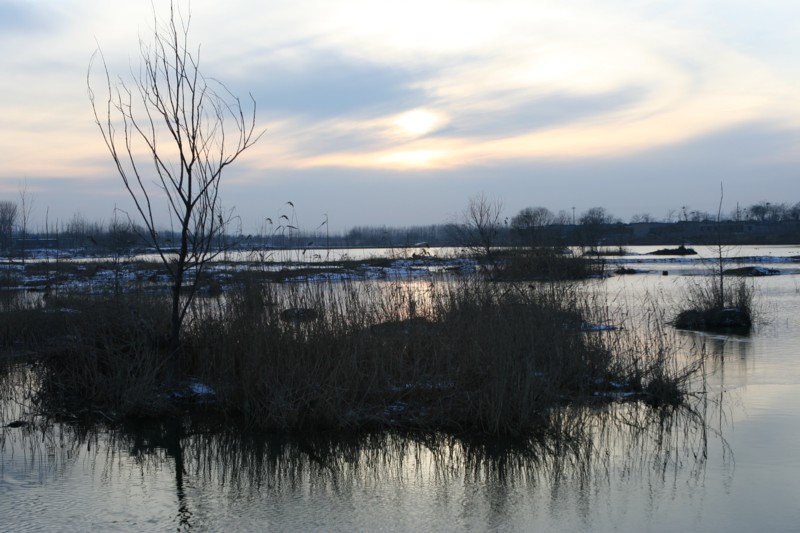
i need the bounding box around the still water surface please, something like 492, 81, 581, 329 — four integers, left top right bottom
2, 245, 800, 531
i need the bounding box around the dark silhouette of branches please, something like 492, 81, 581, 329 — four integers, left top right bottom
88, 1, 263, 356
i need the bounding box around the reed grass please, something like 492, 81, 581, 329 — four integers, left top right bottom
493, 247, 601, 281
33, 293, 174, 418
673, 273, 755, 333
15, 269, 700, 437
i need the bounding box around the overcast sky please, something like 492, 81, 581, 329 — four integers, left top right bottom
2, 0, 799, 233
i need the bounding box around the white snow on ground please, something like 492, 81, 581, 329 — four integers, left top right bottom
604, 255, 798, 265
580, 322, 620, 331
750, 266, 780, 275
1, 248, 796, 294
188, 381, 216, 396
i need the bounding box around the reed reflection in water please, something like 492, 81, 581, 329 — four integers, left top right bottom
1, 377, 721, 531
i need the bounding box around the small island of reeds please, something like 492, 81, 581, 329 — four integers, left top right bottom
673, 265, 755, 334
1, 249, 699, 438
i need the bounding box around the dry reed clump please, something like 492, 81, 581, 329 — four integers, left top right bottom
673, 274, 755, 333
34, 293, 175, 419
0, 293, 75, 351
24, 274, 698, 436
603, 308, 702, 408
181, 276, 691, 435
493, 248, 600, 281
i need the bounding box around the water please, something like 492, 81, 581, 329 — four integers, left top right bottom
3, 245, 800, 531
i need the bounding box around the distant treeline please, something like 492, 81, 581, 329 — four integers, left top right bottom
1, 199, 799, 256
338, 219, 800, 248
3, 219, 799, 256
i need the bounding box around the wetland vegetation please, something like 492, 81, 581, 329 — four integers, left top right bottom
1, 247, 697, 438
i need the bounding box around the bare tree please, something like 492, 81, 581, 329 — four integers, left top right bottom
554, 210, 572, 225
578, 207, 617, 249
511, 206, 554, 246
629, 213, 654, 223
106, 208, 140, 293
578, 207, 617, 226
746, 201, 769, 222
767, 202, 788, 222
0, 201, 17, 252
65, 211, 103, 251
511, 206, 554, 230
88, 1, 262, 352
18, 181, 34, 263
458, 193, 503, 258
789, 202, 800, 221
687, 209, 713, 222
106, 208, 140, 253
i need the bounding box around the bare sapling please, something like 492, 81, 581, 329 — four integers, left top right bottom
88, 1, 263, 361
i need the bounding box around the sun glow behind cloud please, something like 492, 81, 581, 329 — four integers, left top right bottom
218, 0, 800, 172
393, 109, 444, 137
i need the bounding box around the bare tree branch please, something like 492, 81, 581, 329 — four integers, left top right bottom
88, 0, 264, 356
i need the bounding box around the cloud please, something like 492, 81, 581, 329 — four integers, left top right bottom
0, 1, 50, 33
246, 52, 431, 120
432, 87, 647, 139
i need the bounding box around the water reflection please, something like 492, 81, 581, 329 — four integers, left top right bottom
1, 390, 723, 531
674, 329, 757, 394
676, 330, 752, 358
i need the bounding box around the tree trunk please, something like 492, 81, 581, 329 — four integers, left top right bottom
168, 239, 188, 381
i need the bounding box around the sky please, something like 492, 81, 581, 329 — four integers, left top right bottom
1, 0, 799, 234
